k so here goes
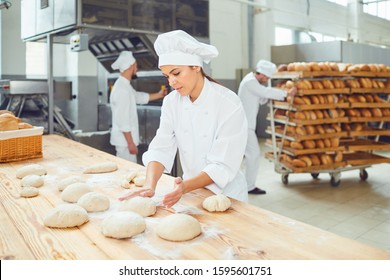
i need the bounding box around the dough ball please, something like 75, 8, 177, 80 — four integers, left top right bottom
77, 192, 110, 212
43, 204, 89, 228
83, 162, 118, 174
20, 187, 39, 198
123, 170, 138, 182
57, 176, 84, 192
120, 179, 134, 189
101, 211, 146, 239
157, 214, 201, 242
119, 196, 156, 217
133, 175, 146, 187
202, 194, 231, 212
16, 164, 47, 179
61, 182, 92, 203
21, 174, 44, 188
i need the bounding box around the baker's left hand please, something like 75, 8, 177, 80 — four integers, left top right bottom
162, 177, 184, 208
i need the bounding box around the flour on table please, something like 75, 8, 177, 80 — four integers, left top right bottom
43, 204, 89, 228
101, 211, 146, 239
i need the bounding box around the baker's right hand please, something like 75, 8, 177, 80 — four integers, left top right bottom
128, 143, 138, 155
118, 187, 155, 201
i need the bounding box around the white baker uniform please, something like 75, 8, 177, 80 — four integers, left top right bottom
238, 72, 287, 191
143, 78, 249, 202
110, 76, 149, 162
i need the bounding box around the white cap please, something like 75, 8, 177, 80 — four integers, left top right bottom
256, 60, 277, 77
111, 51, 136, 72
154, 30, 219, 68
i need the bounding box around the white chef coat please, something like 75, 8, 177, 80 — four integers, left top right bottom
142, 78, 248, 202
238, 72, 287, 130
110, 76, 149, 147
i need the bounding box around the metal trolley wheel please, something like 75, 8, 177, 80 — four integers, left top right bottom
311, 173, 319, 179
281, 174, 289, 185
359, 169, 368, 181
330, 172, 341, 187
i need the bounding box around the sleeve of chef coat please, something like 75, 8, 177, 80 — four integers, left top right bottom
202, 103, 248, 189
112, 88, 134, 132
142, 95, 177, 173
246, 79, 287, 105
135, 91, 150, 105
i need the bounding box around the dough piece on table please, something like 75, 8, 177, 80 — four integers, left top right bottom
119, 196, 156, 217
77, 192, 110, 212
44, 204, 89, 228
157, 214, 201, 242
20, 187, 39, 198
57, 176, 84, 192
16, 164, 47, 179
133, 175, 146, 187
83, 162, 118, 174
121, 171, 146, 188
21, 174, 44, 188
202, 194, 231, 212
61, 182, 92, 203
101, 211, 146, 239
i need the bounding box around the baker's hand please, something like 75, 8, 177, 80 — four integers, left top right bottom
118, 187, 155, 201
288, 86, 297, 97
158, 87, 168, 98
128, 142, 138, 155
162, 177, 184, 208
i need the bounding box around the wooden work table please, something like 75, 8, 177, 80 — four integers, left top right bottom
1, 135, 389, 260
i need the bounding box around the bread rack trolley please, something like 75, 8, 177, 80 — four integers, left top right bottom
265, 69, 390, 187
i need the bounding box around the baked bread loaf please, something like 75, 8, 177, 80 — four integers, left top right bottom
0, 113, 20, 131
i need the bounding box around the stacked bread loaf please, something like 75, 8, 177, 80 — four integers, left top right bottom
0, 110, 33, 131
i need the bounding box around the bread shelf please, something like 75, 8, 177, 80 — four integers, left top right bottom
350, 88, 390, 94
341, 139, 390, 152
350, 102, 390, 108
343, 151, 390, 165
268, 63, 390, 186
266, 127, 348, 141
349, 116, 390, 123
273, 101, 349, 110
268, 115, 349, 125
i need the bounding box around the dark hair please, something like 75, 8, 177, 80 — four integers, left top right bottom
200, 68, 220, 84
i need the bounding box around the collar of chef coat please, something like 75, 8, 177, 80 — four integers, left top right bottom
183, 77, 209, 106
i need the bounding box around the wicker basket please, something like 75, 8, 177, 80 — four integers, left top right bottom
0, 127, 44, 163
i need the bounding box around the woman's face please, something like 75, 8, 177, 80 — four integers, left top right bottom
160, 65, 202, 97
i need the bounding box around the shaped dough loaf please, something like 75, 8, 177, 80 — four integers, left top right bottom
119, 196, 156, 217
20, 187, 39, 198
61, 182, 92, 203
101, 211, 146, 239
83, 162, 118, 174
202, 194, 231, 212
21, 174, 44, 188
57, 176, 84, 192
16, 164, 47, 179
77, 192, 110, 212
44, 204, 89, 228
157, 214, 201, 242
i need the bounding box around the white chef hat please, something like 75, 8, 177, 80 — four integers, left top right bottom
256, 60, 277, 77
154, 30, 219, 68
111, 51, 136, 72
